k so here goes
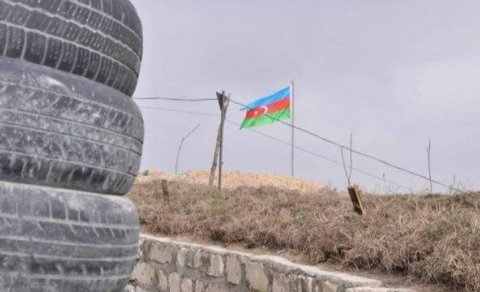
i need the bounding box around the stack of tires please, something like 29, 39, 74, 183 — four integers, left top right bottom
0, 0, 144, 291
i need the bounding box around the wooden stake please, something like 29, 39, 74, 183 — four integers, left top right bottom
208, 132, 220, 187
209, 91, 229, 189
347, 185, 364, 215
161, 179, 169, 204
218, 93, 230, 190
340, 135, 363, 215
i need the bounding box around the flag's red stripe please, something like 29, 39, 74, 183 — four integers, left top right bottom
245, 97, 290, 119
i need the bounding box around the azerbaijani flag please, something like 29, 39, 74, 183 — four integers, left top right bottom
240, 87, 291, 129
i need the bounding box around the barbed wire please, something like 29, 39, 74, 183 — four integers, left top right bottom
140, 106, 219, 117
225, 118, 410, 191
134, 96, 217, 102
228, 98, 460, 192
138, 96, 461, 192
139, 105, 410, 191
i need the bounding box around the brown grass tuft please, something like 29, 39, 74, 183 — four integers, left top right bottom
128, 177, 480, 291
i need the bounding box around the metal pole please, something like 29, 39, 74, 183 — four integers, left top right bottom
290, 80, 295, 177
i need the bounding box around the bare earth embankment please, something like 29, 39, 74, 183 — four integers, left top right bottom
128, 170, 480, 291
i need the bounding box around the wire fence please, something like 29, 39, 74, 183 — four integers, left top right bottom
228, 98, 461, 192
137, 95, 462, 193
134, 97, 217, 102
224, 118, 410, 191
140, 105, 219, 117
140, 104, 413, 192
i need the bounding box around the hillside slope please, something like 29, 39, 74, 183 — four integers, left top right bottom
129, 171, 479, 291
137, 169, 324, 193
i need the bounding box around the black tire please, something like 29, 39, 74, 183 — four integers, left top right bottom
0, 56, 144, 195
0, 0, 142, 96
0, 181, 139, 292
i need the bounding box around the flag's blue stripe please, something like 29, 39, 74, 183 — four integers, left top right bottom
242, 87, 290, 110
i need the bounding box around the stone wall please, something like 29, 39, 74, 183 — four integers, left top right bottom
127, 234, 413, 292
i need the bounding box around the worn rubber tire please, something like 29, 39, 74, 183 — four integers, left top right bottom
0, 0, 142, 96
0, 181, 139, 292
0, 56, 144, 195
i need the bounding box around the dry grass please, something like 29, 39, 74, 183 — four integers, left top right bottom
128, 176, 480, 291
136, 169, 324, 193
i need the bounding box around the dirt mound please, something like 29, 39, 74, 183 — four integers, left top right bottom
137, 169, 173, 182
137, 169, 324, 193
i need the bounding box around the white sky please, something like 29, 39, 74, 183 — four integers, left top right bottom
131, 0, 480, 193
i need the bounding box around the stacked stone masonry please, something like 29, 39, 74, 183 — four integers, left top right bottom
126, 234, 414, 292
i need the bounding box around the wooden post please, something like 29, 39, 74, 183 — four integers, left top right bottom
347, 185, 364, 215
209, 132, 220, 187
161, 179, 169, 204
340, 135, 363, 215
218, 93, 230, 190
209, 91, 229, 189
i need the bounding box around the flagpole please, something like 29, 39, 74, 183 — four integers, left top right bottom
290, 79, 295, 177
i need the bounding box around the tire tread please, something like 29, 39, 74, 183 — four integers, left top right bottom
0, 56, 143, 195
0, 0, 141, 95
0, 181, 139, 292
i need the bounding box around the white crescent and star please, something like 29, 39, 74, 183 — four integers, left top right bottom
252, 106, 269, 117
260, 106, 269, 116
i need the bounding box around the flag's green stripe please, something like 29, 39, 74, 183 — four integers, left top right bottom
241, 108, 291, 129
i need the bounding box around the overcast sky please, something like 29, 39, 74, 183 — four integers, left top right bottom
130, 0, 480, 193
